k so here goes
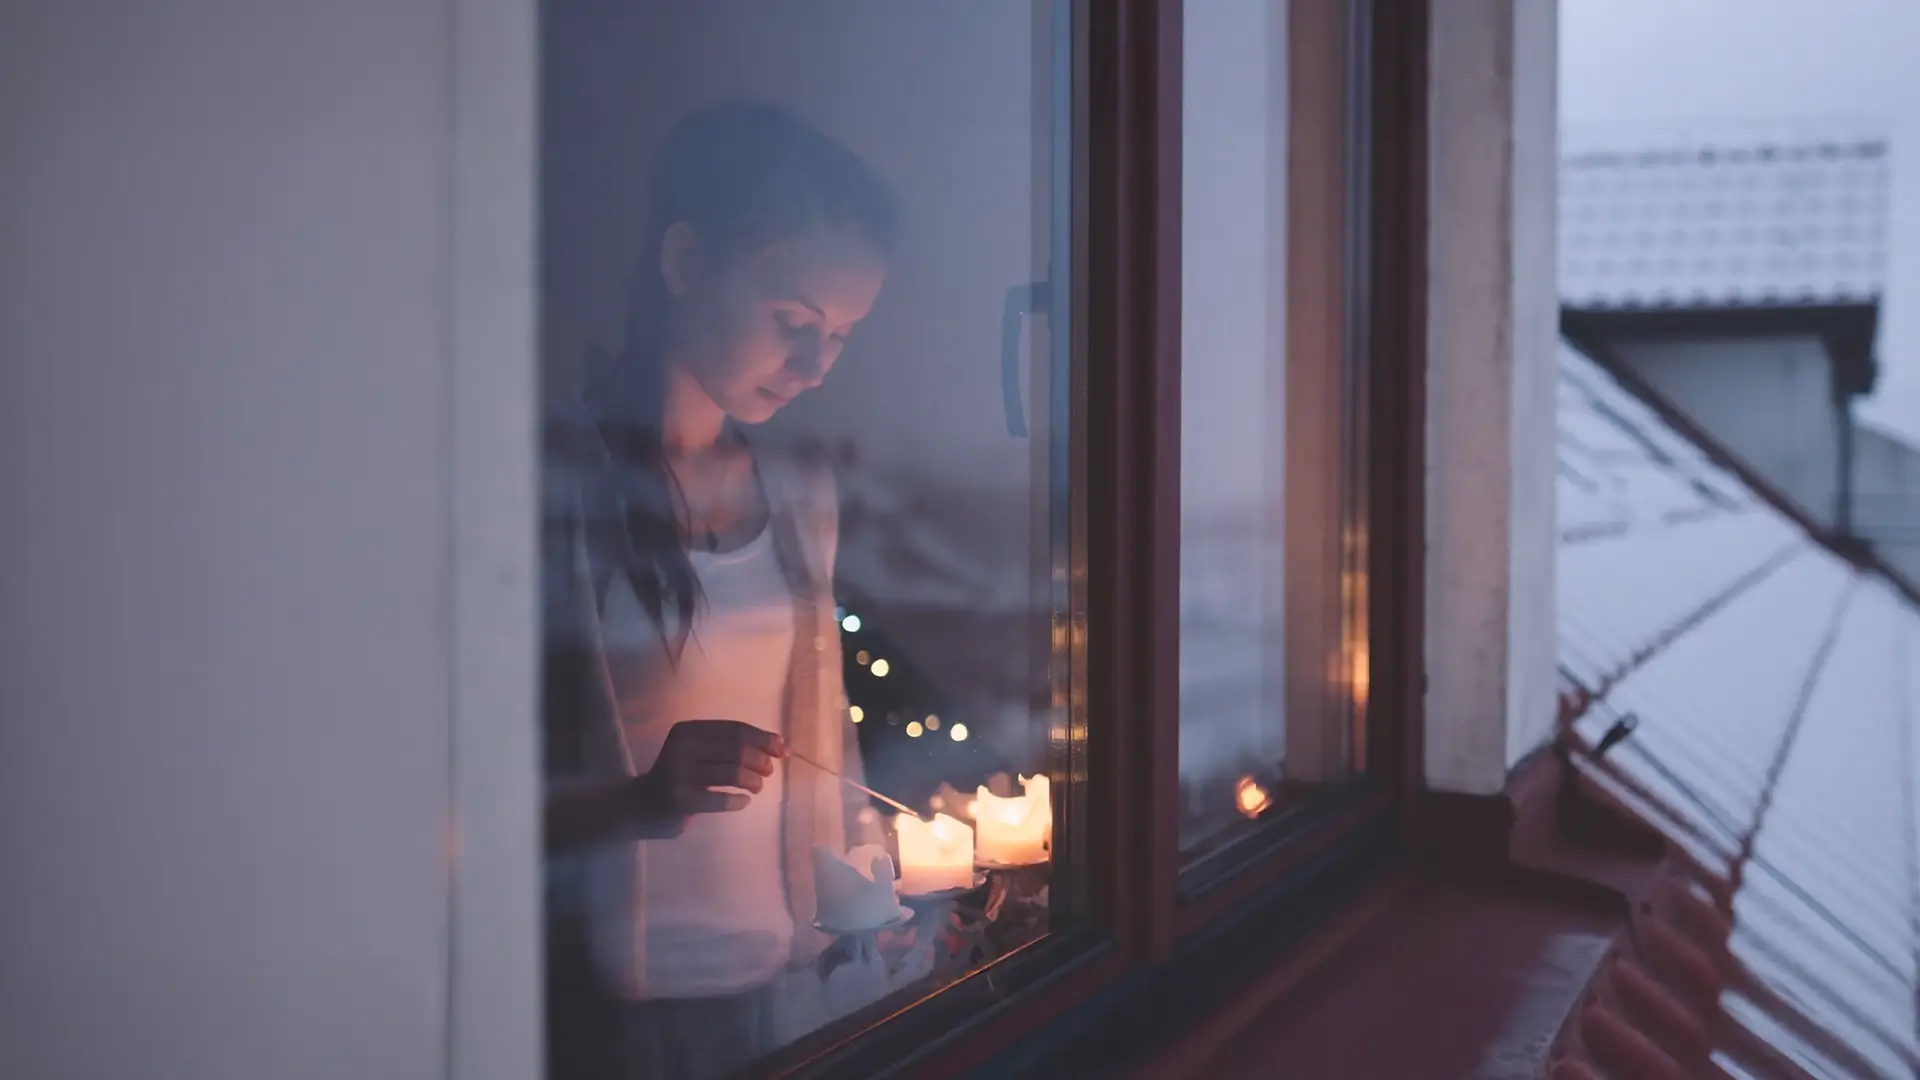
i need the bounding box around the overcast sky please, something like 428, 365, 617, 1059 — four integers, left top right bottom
1560, 0, 1920, 444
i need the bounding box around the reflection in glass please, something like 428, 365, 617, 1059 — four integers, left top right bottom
539, 4, 1072, 1077
1177, 0, 1355, 860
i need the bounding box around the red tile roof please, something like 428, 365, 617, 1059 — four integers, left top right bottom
1553, 341, 1920, 1078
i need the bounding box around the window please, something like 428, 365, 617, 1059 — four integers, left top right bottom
1176, 0, 1298, 859
538, 4, 1087, 1077
1176, 0, 1378, 885
535, 1, 1409, 1075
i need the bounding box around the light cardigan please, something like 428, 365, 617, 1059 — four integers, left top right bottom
541, 400, 865, 999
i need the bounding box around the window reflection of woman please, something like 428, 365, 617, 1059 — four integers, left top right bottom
541, 101, 898, 1080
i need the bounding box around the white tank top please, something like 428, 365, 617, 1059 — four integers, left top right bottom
601, 524, 796, 997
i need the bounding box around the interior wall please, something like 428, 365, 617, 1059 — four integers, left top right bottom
0, 4, 456, 1078
1614, 336, 1841, 526
540, 2, 1051, 768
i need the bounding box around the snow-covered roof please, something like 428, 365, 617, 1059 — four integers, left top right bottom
1558, 339, 1920, 1077
1560, 139, 1891, 310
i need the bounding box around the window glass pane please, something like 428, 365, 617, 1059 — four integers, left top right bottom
538, 3, 1077, 1076
1178, 0, 1356, 861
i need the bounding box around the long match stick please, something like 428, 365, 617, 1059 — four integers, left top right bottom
786, 748, 925, 820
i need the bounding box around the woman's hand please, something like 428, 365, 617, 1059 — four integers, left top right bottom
543, 720, 785, 853
631, 719, 787, 823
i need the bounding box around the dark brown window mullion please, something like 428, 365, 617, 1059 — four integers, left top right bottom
1365, 0, 1431, 830
1082, 0, 1186, 966
1169, 0, 1392, 936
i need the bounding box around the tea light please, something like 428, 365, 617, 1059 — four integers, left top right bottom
894, 812, 975, 895
974, 773, 1051, 867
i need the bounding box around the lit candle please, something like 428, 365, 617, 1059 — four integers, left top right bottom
973, 773, 1051, 867
1234, 775, 1271, 818
894, 812, 975, 895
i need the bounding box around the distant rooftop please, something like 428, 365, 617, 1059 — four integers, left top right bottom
1560, 138, 1892, 310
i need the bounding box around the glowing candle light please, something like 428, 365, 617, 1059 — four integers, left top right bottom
973, 774, 1051, 867
894, 813, 974, 895
1235, 775, 1271, 818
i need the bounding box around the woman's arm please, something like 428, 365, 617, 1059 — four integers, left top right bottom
545, 777, 645, 855
543, 775, 688, 855
544, 719, 785, 856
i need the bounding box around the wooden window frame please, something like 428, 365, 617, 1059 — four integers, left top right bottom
646, 1, 1428, 1074
1156, 0, 1387, 941
1089, 0, 1430, 999
1144, 0, 1427, 949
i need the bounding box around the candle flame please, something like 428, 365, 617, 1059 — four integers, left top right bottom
1235, 776, 1272, 818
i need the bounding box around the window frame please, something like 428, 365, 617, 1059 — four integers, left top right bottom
1149, 0, 1427, 945
516, 0, 1430, 1074
1158, 0, 1386, 934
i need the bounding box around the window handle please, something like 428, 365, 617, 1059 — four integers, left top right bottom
1000, 280, 1050, 437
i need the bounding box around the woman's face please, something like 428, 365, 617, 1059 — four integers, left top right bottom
663, 222, 887, 425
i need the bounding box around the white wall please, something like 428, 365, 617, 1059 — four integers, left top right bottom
0, 3, 539, 1078
1613, 336, 1841, 526
1425, 0, 1563, 793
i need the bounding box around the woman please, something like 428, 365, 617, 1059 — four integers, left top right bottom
541, 100, 900, 1080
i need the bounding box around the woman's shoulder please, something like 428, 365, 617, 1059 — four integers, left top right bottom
757, 443, 842, 560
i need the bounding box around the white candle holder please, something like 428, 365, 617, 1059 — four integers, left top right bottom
812, 908, 913, 937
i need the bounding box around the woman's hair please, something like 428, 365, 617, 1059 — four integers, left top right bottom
586, 100, 899, 656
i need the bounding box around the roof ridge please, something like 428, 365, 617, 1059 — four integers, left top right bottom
1562, 138, 1889, 168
